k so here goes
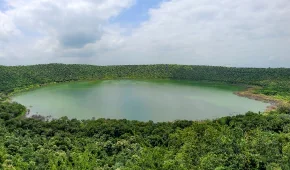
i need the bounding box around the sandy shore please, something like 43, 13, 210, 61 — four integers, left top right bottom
234, 87, 283, 112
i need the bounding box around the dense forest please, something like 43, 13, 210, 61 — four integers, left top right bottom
1, 64, 290, 100
1, 102, 290, 169
1, 64, 290, 169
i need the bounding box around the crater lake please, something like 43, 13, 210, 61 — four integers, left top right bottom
12, 80, 269, 122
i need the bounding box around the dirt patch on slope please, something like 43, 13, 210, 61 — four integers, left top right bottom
234, 87, 282, 112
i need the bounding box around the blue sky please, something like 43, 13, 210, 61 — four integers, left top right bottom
111, 0, 162, 26
0, 0, 162, 25
0, 0, 290, 67
0, 0, 7, 11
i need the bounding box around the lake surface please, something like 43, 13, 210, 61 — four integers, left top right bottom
13, 80, 269, 122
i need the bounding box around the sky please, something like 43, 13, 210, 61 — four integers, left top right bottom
0, 0, 290, 67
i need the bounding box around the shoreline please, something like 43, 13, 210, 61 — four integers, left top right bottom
6, 80, 284, 118
234, 87, 283, 112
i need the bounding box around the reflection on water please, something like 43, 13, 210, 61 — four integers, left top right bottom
13, 80, 269, 122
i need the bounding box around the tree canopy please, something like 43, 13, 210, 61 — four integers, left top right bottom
1, 64, 290, 169
0, 104, 290, 169
1, 64, 290, 98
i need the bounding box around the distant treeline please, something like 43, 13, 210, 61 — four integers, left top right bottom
1, 64, 290, 97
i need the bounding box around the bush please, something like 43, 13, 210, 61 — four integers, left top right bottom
277, 104, 290, 114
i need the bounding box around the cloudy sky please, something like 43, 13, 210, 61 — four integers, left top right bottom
0, 0, 290, 67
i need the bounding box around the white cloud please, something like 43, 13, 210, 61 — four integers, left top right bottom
0, 11, 19, 41
112, 0, 290, 67
8, 0, 133, 47
1, 0, 290, 67
0, 11, 20, 60
0, 0, 134, 63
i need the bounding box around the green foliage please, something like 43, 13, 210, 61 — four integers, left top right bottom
0, 102, 26, 119
1, 64, 290, 99
0, 106, 290, 169
0, 64, 290, 169
277, 104, 290, 115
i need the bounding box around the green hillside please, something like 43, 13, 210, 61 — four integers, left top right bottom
1, 64, 290, 169
1, 64, 290, 99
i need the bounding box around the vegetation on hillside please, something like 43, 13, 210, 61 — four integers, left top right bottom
0, 102, 290, 169
1, 64, 290, 100
1, 64, 290, 169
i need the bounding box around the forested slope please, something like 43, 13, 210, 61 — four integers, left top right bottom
1, 102, 290, 169
1, 64, 290, 169
1, 64, 290, 97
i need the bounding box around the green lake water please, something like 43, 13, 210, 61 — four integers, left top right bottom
12, 80, 269, 122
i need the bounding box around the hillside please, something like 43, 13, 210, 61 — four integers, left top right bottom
1, 64, 290, 169
1, 64, 290, 99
